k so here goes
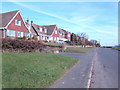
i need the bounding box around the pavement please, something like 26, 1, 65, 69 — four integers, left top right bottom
51, 48, 96, 88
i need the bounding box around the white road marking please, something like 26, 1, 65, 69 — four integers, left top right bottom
86, 48, 97, 88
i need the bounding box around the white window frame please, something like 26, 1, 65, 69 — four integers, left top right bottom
18, 31, 23, 37
15, 19, 21, 26
26, 33, 31, 38
55, 30, 57, 34
40, 28, 42, 32
44, 29, 47, 33
7, 30, 15, 37
42, 36, 44, 40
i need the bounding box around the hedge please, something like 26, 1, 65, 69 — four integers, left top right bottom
1, 39, 62, 53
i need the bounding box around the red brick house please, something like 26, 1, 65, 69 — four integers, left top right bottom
43, 25, 59, 42
61, 29, 71, 41
0, 10, 31, 39
26, 21, 49, 41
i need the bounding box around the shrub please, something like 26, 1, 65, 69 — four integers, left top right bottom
16, 36, 26, 40
2, 39, 46, 53
2, 39, 62, 53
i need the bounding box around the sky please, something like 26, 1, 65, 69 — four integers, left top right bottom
1, 1, 118, 46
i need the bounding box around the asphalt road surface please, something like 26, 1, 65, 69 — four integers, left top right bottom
91, 48, 118, 88
51, 48, 118, 88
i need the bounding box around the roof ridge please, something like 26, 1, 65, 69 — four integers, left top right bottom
42, 24, 56, 26
33, 23, 42, 26
0, 10, 19, 14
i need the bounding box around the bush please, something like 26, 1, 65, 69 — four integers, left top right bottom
16, 36, 26, 40
2, 39, 46, 53
2, 39, 62, 53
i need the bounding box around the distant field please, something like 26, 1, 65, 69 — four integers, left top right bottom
2, 52, 78, 88
64, 47, 93, 53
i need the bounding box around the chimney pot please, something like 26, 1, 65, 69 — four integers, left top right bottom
31, 21, 33, 25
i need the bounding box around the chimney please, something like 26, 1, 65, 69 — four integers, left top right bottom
26, 17, 29, 24
31, 20, 33, 25
27, 19, 29, 23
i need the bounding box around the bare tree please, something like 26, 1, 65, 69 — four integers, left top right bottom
77, 32, 88, 39
77, 32, 88, 43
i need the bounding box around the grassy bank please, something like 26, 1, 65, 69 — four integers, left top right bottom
2, 52, 78, 88
64, 47, 93, 53
112, 47, 120, 51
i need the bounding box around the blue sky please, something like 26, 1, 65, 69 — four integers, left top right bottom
1, 2, 118, 46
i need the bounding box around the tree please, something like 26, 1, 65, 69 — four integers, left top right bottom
77, 32, 88, 39
77, 32, 89, 47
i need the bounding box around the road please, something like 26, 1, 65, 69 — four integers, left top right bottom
51, 48, 118, 88
91, 48, 118, 88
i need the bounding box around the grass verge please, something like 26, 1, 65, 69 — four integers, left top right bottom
64, 47, 93, 53
44, 42, 62, 46
2, 52, 78, 88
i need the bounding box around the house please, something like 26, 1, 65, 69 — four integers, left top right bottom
65, 31, 71, 41
0, 10, 32, 39
42, 24, 60, 42
26, 20, 49, 41
60, 29, 71, 41
58, 28, 65, 41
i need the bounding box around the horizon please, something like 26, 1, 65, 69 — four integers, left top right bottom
1, 2, 118, 46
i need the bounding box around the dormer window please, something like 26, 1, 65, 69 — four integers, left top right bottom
38, 27, 39, 30
40, 28, 42, 32
55, 30, 57, 34
44, 29, 47, 33
15, 20, 21, 26
42, 28, 44, 32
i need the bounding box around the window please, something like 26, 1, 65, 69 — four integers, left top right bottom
50, 37, 53, 40
47, 37, 49, 39
68, 34, 70, 37
30, 34, 33, 37
18, 31, 23, 37
42, 36, 45, 40
26, 33, 31, 38
55, 30, 57, 34
7, 30, 15, 37
53, 37, 55, 40
42, 28, 44, 32
15, 20, 21, 26
40, 28, 42, 32
44, 29, 47, 33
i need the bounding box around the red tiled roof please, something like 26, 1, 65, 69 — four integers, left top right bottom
42, 25, 56, 35
0, 10, 19, 27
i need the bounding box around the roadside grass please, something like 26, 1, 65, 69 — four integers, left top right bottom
2, 52, 78, 88
112, 47, 120, 51
64, 47, 93, 53
44, 42, 62, 46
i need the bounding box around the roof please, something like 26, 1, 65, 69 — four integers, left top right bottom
25, 22, 38, 35
42, 25, 56, 35
26, 22, 49, 36
0, 10, 19, 27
